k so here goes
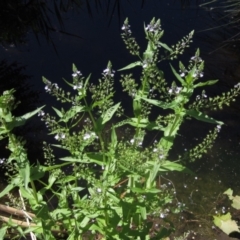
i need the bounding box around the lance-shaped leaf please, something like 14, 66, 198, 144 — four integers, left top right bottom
186, 109, 223, 125
52, 107, 63, 118
194, 80, 218, 88
170, 64, 186, 86
185, 65, 196, 85
160, 161, 194, 174
140, 97, 177, 110
101, 102, 121, 124
158, 42, 172, 52
118, 61, 142, 71
61, 106, 85, 123
5, 106, 45, 131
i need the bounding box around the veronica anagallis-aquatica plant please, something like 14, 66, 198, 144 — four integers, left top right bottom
0, 17, 240, 240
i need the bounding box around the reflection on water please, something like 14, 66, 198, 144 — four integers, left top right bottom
0, 0, 240, 239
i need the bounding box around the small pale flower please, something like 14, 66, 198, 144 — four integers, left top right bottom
55, 134, 59, 140
159, 154, 164, 160
191, 56, 202, 63
72, 71, 82, 77
145, 22, 161, 33
83, 132, 97, 140
0, 158, 5, 164
52, 83, 59, 89
97, 188, 102, 193
38, 110, 45, 116
45, 85, 51, 92
130, 139, 134, 144
83, 133, 91, 140
160, 213, 166, 218
121, 23, 131, 35
73, 83, 82, 90
180, 72, 185, 77
60, 133, 66, 139
216, 125, 221, 132
175, 87, 182, 94
168, 86, 182, 95
103, 68, 115, 77
234, 82, 240, 88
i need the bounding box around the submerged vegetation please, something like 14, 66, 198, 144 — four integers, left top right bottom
0, 16, 240, 239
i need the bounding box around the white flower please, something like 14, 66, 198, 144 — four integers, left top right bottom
130, 139, 134, 144
45, 85, 51, 92
97, 188, 102, 193
175, 87, 182, 94
234, 82, 240, 88
160, 213, 166, 218
38, 110, 45, 116
73, 83, 82, 90
55, 134, 59, 140
121, 24, 130, 30
52, 83, 59, 89
145, 22, 161, 33
168, 86, 182, 95
72, 71, 82, 77
191, 56, 202, 62
83, 133, 91, 140
216, 125, 221, 132
83, 132, 96, 140
0, 158, 5, 164
103, 68, 115, 77
159, 154, 164, 160
180, 72, 185, 77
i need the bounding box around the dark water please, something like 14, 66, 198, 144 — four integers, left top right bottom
0, 0, 240, 238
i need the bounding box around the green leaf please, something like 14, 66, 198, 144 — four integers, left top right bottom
102, 102, 120, 124
0, 226, 8, 239
118, 61, 142, 71
224, 189, 240, 210
59, 156, 89, 163
130, 187, 161, 193
140, 97, 177, 110
186, 109, 223, 125
139, 206, 147, 220
111, 127, 117, 148
85, 153, 104, 165
80, 216, 90, 228
52, 107, 63, 118
170, 64, 185, 86
5, 106, 45, 130
72, 63, 78, 73
158, 42, 172, 52
194, 80, 218, 88
160, 161, 194, 174
185, 65, 196, 85
62, 106, 85, 123
133, 99, 141, 117
213, 213, 240, 235
30, 163, 45, 180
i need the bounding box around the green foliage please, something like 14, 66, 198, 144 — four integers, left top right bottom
0, 18, 240, 239
213, 189, 240, 236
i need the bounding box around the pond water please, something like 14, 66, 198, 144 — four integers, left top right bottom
0, 0, 240, 239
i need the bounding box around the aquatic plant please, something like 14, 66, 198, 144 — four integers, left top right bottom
213, 188, 240, 238
0, 17, 240, 239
